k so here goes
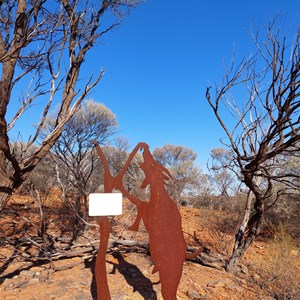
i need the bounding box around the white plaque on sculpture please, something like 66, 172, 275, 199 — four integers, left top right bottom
88, 193, 122, 216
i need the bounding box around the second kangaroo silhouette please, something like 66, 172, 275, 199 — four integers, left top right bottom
116, 143, 194, 300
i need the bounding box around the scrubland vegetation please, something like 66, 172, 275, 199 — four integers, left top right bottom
0, 1, 299, 299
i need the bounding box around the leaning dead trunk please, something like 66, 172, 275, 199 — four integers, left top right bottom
226, 184, 265, 273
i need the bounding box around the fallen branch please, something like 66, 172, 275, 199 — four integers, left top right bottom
2, 234, 226, 271
187, 246, 226, 270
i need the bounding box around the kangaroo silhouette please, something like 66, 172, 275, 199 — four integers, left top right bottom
92, 141, 144, 300
115, 142, 194, 300
93, 141, 200, 300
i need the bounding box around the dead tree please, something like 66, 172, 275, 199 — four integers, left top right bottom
205, 18, 300, 272
0, 0, 139, 212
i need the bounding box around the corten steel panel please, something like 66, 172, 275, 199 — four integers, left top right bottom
93, 141, 195, 300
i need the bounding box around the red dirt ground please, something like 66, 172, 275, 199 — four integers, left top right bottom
0, 194, 299, 299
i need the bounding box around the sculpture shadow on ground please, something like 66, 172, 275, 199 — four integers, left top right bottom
85, 256, 97, 300
87, 252, 157, 300
108, 252, 158, 300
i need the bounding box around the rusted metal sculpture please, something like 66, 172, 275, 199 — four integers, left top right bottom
93, 141, 200, 300
116, 142, 188, 300
92, 141, 144, 300
92, 141, 113, 300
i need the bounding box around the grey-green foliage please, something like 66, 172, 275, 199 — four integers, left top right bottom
0, 0, 140, 213
47, 100, 118, 202
153, 144, 202, 204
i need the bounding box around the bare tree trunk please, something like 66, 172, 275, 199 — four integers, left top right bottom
226, 188, 264, 272
0, 153, 23, 212
0, 155, 16, 211
30, 187, 49, 243
0, 1, 138, 214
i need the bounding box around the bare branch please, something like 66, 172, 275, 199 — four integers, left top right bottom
206, 17, 300, 272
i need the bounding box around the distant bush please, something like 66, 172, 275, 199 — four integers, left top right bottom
266, 193, 300, 241
190, 193, 247, 213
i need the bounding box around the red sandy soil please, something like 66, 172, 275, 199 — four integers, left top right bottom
0, 194, 299, 299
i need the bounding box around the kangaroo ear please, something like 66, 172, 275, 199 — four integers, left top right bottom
162, 169, 174, 180
163, 174, 169, 181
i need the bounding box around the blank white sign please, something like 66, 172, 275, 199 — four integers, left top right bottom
89, 193, 122, 216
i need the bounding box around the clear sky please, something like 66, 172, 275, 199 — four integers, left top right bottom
7, 0, 300, 169
82, 0, 299, 168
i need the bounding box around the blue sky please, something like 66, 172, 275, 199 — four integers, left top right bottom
8, 0, 300, 169
82, 0, 300, 168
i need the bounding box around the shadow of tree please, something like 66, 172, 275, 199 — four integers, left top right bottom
0, 254, 50, 285
0, 248, 19, 280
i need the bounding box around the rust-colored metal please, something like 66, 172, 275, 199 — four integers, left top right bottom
92, 141, 142, 300
95, 216, 111, 300
116, 143, 187, 300
93, 141, 199, 300
92, 140, 113, 300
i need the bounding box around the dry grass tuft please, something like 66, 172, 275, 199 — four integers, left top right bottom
258, 224, 300, 299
